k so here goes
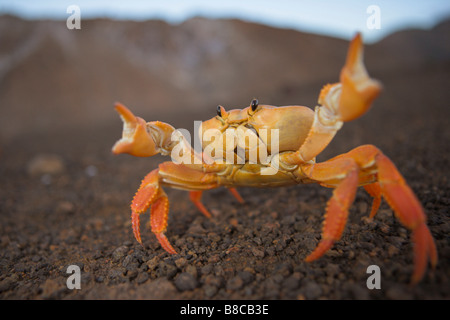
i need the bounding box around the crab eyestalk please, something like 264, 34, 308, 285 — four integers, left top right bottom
112, 103, 175, 157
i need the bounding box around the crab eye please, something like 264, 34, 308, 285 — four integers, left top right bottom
251, 99, 259, 111
217, 105, 222, 117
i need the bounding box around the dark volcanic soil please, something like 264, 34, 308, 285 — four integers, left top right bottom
0, 16, 449, 300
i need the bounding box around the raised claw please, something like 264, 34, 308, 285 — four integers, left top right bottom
337, 33, 382, 121
286, 33, 382, 164
317, 33, 382, 123
112, 103, 159, 157
112, 102, 175, 157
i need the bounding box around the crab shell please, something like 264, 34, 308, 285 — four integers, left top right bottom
200, 105, 314, 160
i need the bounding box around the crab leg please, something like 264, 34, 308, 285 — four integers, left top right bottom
228, 188, 245, 204
130, 161, 221, 254
302, 158, 360, 262
150, 190, 176, 254
363, 182, 382, 219
364, 148, 437, 284
131, 169, 160, 245
130, 168, 177, 253
189, 191, 212, 218
301, 145, 437, 284
189, 187, 244, 219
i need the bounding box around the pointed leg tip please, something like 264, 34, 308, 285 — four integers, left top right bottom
167, 248, 178, 255
305, 239, 335, 263
131, 210, 144, 245
134, 233, 143, 245
189, 191, 213, 218
155, 232, 178, 255
305, 251, 322, 263
228, 187, 245, 204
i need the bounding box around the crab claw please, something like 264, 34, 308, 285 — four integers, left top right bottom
338, 33, 382, 121
112, 103, 175, 157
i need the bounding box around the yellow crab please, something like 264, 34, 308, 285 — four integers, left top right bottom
112, 34, 437, 284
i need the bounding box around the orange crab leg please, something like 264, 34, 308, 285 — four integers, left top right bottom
150, 191, 177, 254
374, 152, 437, 284
303, 144, 437, 284
228, 188, 245, 204
363, 182, 382, 219
130, 168, 177, 253
131, 169, 160, 244
189, 187, 244, 218
339, 145, 437, 283
130, 161, 222, 254
189, 191, 212, 218
302, 158, 360, 262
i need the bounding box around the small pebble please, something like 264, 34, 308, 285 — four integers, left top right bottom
56, 201, 75, 214
146, 256, 160, 270
251, 247, 265, 258
157, 261, 178, 279
136, 272, 149, 284
204, 284, 218, 298
226, 276, 244, 290
27, 154, 65, 176
175, 272, 198, 291
112, 246, 128, 262
85, 165, 98, 177
175, 257, 187, 269
302, 282, 322, 299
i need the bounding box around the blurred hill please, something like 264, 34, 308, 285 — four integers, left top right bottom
0, 15, 449, 142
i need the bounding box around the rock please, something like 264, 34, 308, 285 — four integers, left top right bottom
85, 165, 98, 177
302, 282, 322, 299
157, 261, 178, 279
251, 246, 265, 258
0, 277, 16, 293
237, 271, 254, 285
146, 256, 160, 270
175, 257, 187, 269
174, 272, 198, 291
226, 276, 244, 291
112, 246, 129, 262
40, 278, 64, 299
56, 201, 75, 214
204, 284, 218, 298
137, 278, 177, 299
136, 272, 149, 284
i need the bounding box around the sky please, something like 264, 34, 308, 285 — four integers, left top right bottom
1, 0, 450, 43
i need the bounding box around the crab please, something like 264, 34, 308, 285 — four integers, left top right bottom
112, 33, 437, 284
